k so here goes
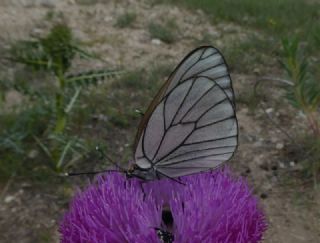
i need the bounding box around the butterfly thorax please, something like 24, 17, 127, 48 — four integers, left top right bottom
126, 163, 158, 181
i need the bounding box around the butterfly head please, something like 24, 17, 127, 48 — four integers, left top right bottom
126, 163, 156, 180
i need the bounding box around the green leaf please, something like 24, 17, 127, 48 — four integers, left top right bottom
65, 69, 123, 88
33, 135, 53, 161
56, 140, 72, 169
64, 87, 82, 114
71, 44, 100, 60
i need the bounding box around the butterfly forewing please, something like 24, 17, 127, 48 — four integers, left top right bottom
133, 46, 235, 149
134, 46, 238, 176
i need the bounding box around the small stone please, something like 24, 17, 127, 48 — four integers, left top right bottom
30, 28, 43, 38
289, 161, 295, 167
241, 107, 249, 114
259, 163, 269, 171
271, 176, 278, 183
279, 162, 286, 169
276, 143, 284, 150
28, 149, 39, 159
151, 39, 162, 45
4, 196, 15, 204
297, 111, 306, 118
253, 68, 260, 74
265, 108, 274, 114
97, 114, 108, 122
104, 16, 113, 22
260, 193, 268, 199
196, 9, 204, 16
241, 167, 251, 177
253, 140, 263, 147
92, 114, 108, 122
207, 29, 221, 38
20, 0, 35, 7
222, 24, 237, 33
271, 137, 278, 143
39, 0, 56, 8
21, 183, 31, 188
49, 219, 56, 226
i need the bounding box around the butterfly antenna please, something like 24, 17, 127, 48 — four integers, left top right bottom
156, 171, 186, 185
64, 147, 126, 176
65, 169, 120, 176
95, 146, 126, 172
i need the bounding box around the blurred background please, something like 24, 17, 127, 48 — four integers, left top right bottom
0, 0, 319, 242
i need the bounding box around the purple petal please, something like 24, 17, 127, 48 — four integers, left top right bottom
168, 169, 267, 243
59, 172, 162, 243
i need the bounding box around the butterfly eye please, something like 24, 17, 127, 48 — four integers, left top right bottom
127, 166, 134, 173
128, 163, 139, 173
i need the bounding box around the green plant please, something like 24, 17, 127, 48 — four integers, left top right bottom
75, 0, 99, 5
0, 79, 10, 107
0, 102, 51, 181
280, 38, 320, 137
223, 34, 279, 73
111, 70, 144, 89
148, 20, 178, 44
115, 12, 137, 28
1, 24, 120, 173
34, 133, 89, 170
253, 37, 320, 187
280, 38, 320, 186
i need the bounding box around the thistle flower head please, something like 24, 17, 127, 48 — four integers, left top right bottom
169, 170, 267, 242
59, 173, 161, 243
60, 168, 267, 243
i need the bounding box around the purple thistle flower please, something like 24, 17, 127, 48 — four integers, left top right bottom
60, 168, 267, 243
59, 173, 162, 243
169, 170, 267, 243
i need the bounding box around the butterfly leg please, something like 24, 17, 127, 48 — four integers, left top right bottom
155, 170, 185, 185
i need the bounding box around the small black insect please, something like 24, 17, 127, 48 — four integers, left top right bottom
155, 228, 174, 243
155, 207, 174, 243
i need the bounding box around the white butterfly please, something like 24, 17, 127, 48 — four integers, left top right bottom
67, 46, 238, 180
127, 46, 238, 180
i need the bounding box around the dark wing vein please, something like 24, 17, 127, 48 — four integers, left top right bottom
177, 48, 205, 84
150, 79, 196, 162
179, 62, 226, 84
179, 83, 218, 122
196, 115, 236, 129
185, 134, 237, 145
161, 151, 234, 167
153, 79, 236, 164
162, 145, 236, 163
